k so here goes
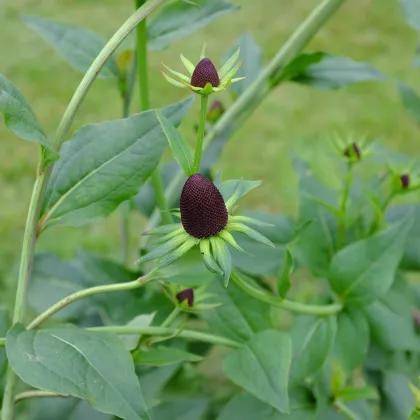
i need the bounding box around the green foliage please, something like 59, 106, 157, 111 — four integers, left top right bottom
7, 324, 149, 419
223, 331, 292, 413
134, 346, 202, 366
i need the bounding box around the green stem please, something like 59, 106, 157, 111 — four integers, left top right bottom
193, 94, 209, 173
119, 200, 131, 265
27, 274, 153, 330
1, 2, 166, 418
338, 163, 353, 248
135, 0, 171, 225
160, 307, 181, 328
231, 271, 342, 316
88, 325, 241, 348
145, 0, 346, 235
15, 391, 63, 404
334, 400, 361, 420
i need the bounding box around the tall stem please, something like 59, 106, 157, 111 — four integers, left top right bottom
145, 0, 347, 235
231, 271, 342, 316
334, 400, 361, 420
337, 163, 353, 248
1, 2, 166, 418
160, 307, 181, 328
193, 94, 209, 173
135, 0, 172, 225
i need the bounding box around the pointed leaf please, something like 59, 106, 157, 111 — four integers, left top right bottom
157, 110, 194, 176
41, 97, 193, 228
223, 330, 292, 413
217, 179, 261, 208
0, 73, 54, 150
7, 324, 150, 420
148, 0, 239, 50
328, 215, 413, 305
277, 247, 294, 298
219, 47, 240, 79
22, 15, 119, 78
210, 237, 232, 285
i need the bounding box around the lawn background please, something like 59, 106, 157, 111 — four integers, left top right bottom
1, 0, 419, 281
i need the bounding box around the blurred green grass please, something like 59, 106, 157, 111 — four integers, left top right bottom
1, 0, 420, 279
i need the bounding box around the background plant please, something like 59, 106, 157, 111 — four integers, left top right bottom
1, 0, 420, 419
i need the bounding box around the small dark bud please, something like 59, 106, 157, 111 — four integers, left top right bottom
207, 100, 225, 123
343, 143, 361, 160
176, 288, 194, 307
191, 58, 220, 88
400, 174, 410, 189
180, 174, 228, 238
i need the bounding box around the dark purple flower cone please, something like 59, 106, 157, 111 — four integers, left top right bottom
180, 174, 228, 238
344, 143, 361, 159
191, 58, 220, 88
400, 174, 410, 189
176, 289, 194, 307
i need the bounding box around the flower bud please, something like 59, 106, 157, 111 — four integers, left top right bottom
207, 100, 225, 123
191, 58, 220, 88
176, 288, 194, 307
343, 143, 361, 160
180, 174, 228, 238
400, 174, 410, 189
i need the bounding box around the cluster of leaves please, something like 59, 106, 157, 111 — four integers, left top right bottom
1, 0, 420, 419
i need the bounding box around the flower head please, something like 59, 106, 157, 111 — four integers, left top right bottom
176, 288, 194, 307
140, 175, 274, 286
400, 174, 410, 189
162, 45, 244, 95
207, 100, 225, 123
343, 143, 361, 160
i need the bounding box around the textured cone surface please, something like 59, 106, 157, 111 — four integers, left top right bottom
191, 58, 220, 88
180, 174, 228, 238
400, 174, 410, 189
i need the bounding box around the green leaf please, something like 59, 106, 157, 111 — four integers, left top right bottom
22, 15, 119, 78
292, 54, 385, 90
363, 286, 419, 351
334, 308, 369, 372
277, 247, 294, 298
27, 397, 112, 420
291, 315, 336, 382
7, 324, 150, 420
216, 178, 261, 207
230, 212, 294, 276
224, 33, 262, 97
150, 397, 209, 420
400, 0, 420, 30
148, 0, 239, 50
210, 237, 232, 285
336, 386, 379, 402
293, 156, 338, 276
29, 253, 89, 321
135, 346, 202, 366
387, 204, 420, 270
398, 83, 420, 125
122, 313, 156, 351
41, 97, 193, 228
217, 392, 316, 420
0, 73, 55, 151
382, 371, 415, 419
156, 111, 194, 176
223, 331, 292, 413
328, 215, 413, 305
202, 276, 272, 343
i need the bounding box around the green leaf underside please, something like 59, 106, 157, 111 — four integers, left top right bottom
148, 0, 239, 50
291, 315, 336, 381
328, 215, 413, 305
22, 15, 119, 78
134, 346, 203, 366
0, 73, 54, 150
223, 330, 292, 413
7, 324, 149, 420
335, 308, 369, 372
202, 276, 272, 343
156, 111, 194, 176
41, 97, 194, 228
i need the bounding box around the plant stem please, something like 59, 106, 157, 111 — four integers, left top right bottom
231, 271, 342, 316
337, 163, 353, 248
15, 391, 63, 404
145, 0, 346, 234
160, 307, 181, 328
1, 2, 166, 418
135, 0, 172, 225
27, 274, 153, 330
193, 94, 209, 173
334, 400, 361, 420
89, 325, 241, 348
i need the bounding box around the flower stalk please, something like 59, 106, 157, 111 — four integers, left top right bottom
193, 94, 209, 173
